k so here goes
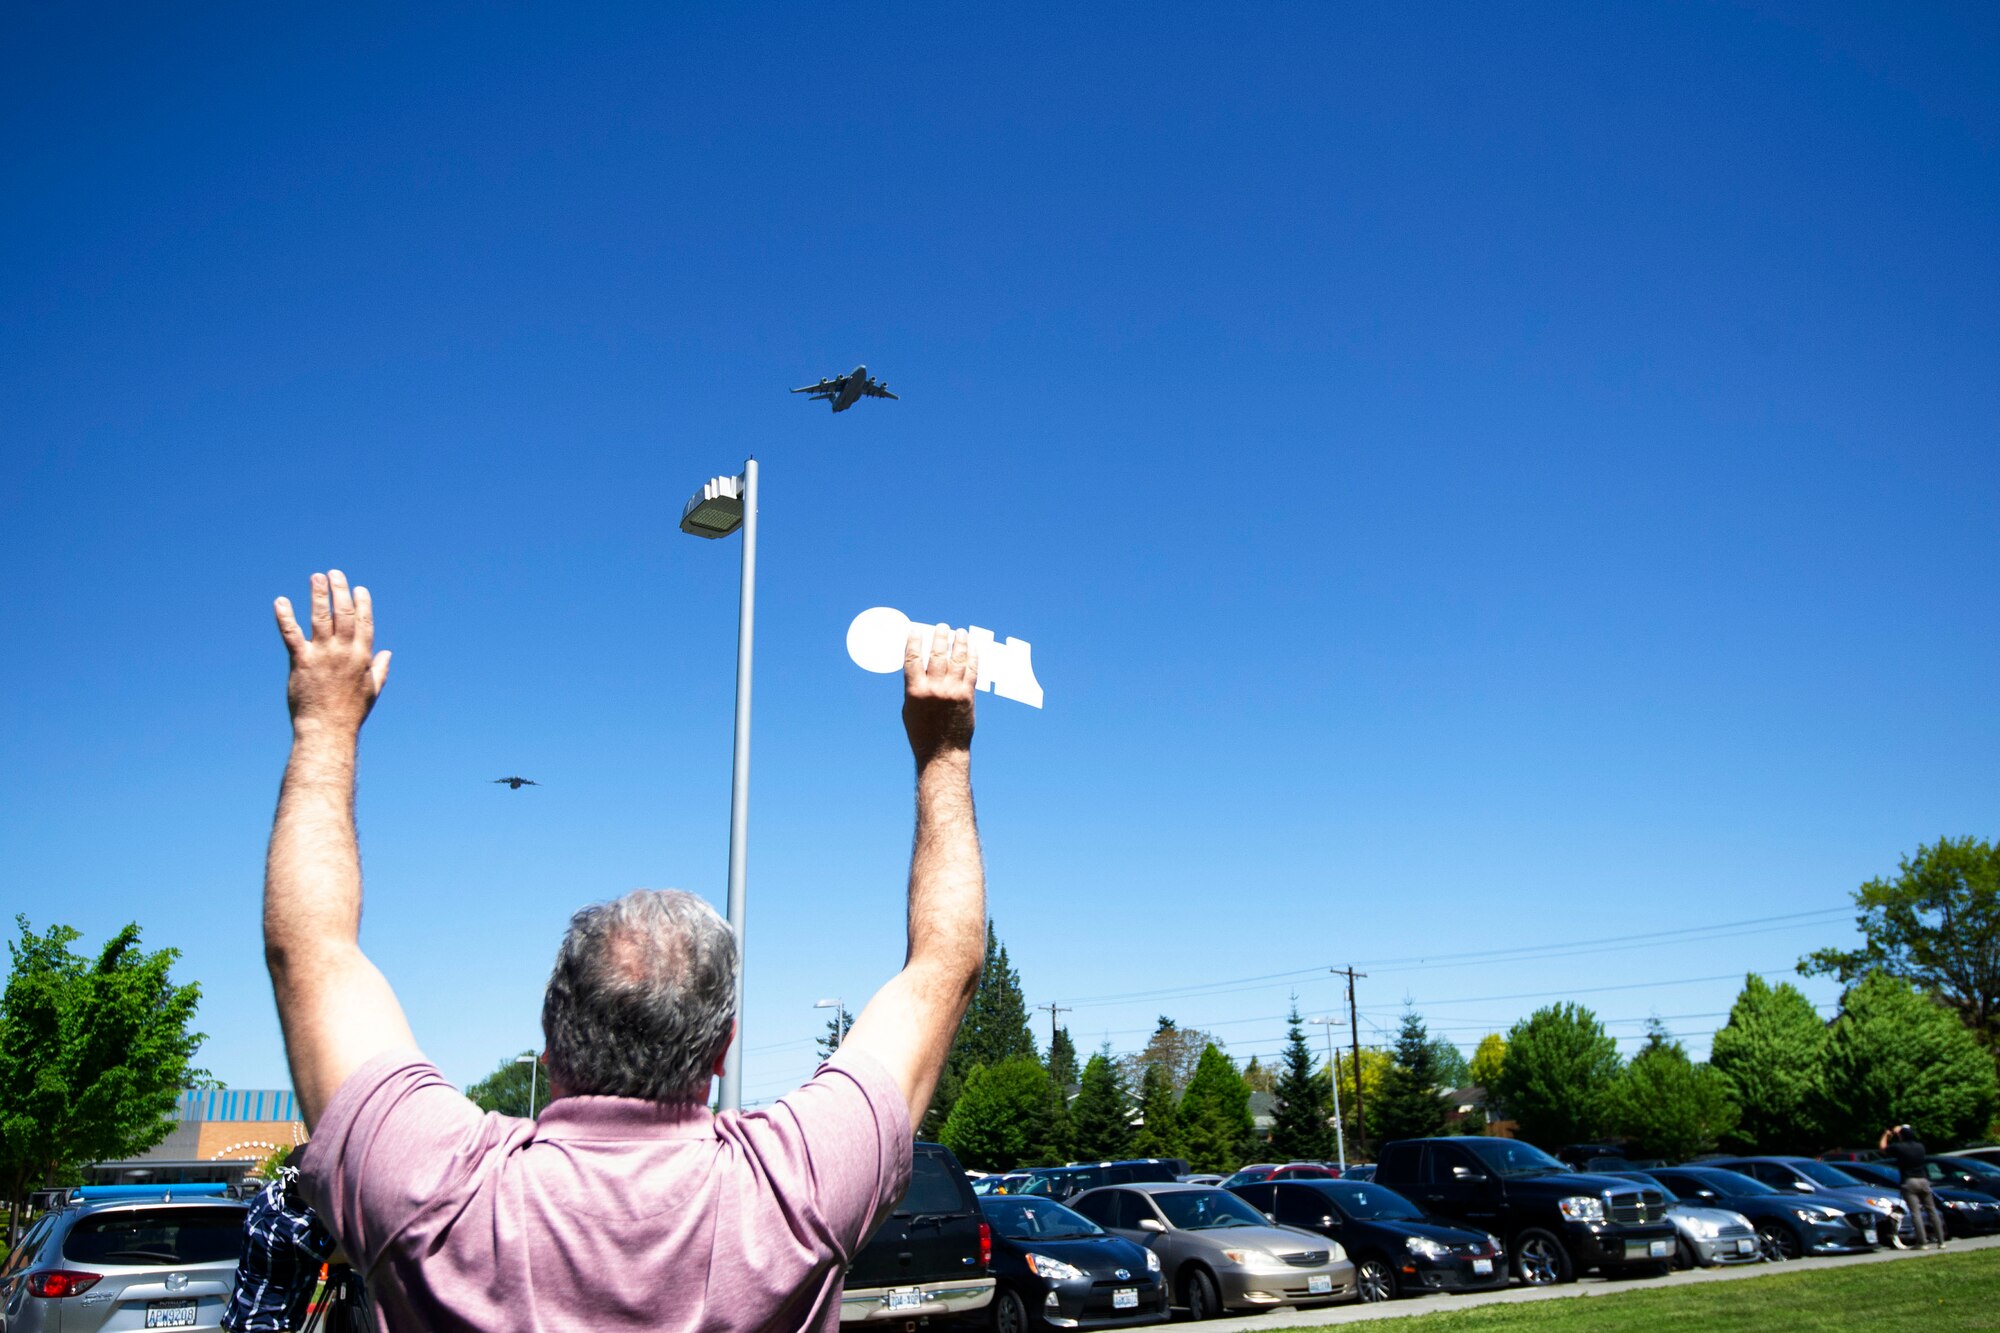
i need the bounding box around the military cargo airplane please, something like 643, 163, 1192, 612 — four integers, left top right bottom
791, 365, 899, 413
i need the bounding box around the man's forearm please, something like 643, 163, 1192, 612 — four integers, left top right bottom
906, 750, 984, 988
264, 728, 366, 980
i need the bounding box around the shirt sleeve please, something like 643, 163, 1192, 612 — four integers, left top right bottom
731, 1048, 913, 1262
296, 1050, 530, 1274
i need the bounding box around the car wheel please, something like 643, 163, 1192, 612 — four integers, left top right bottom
1183, 1267, 1221, 1321
1672, 1237, 1697, 1271
1356, 1255, 1398, 1302
1513, 1229, 1573, 1286
990, 1285, 1031, 1333
1755, 1221, 1799, 1262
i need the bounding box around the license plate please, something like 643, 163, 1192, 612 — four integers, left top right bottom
1308, 1274, 1333, 1294
1737, 1238, 1757, 1253
1472, 1258, 1494, 1274
1651, 1240, 1670, 1258
1113, 1288, 1138, 1309
147, 1301, 199, 1329
885, 1288, 924, 1312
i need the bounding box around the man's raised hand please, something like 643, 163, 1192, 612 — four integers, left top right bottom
902, 623, 977, 761
274, 570, 392, 735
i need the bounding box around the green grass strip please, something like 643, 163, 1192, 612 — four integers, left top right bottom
1268, 1249, 2000, 1331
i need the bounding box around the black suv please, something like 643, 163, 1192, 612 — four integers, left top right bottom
1374, 1137, 1676, 1285
841, 1142, 994, 1326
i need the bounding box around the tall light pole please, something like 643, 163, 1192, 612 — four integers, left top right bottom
681, 460, 759, 1113
814, 998, 846, 1049
513, 1052, 540, 1119
1307, 1017, 1348, 1172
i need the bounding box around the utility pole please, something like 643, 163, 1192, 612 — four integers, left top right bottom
1331, 966, 1368, 1156
1034, 1003, 1072, 1057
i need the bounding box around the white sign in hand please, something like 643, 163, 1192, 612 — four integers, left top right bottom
846, 607, 1045, 709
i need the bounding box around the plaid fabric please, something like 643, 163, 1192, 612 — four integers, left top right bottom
223, 1167, 336, 1332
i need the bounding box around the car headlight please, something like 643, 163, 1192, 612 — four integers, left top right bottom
1487, 1233, 1505, 1254
1025, 1254, 1086, 1282
1145, 1248, 1161, 1272
1689, 1218, 1721, 1240
1406, 1236, 1450, 1260
1943, 1200, 1969, 1210
1220, 1248, 1287, 1272
1860, 1196, 1899, 1214
1558, 1195, 1607, 1222
1793, 1206, 1838, 1223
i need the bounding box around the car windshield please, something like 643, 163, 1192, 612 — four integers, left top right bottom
1687, 1168, 1777, 1197
1463, 1140, 1570, 1178
1618, 1173, 1678, 1203
63, 1208, 245, 1266
1797, 1162, 1867, 1189
981, 1197, 1104, 1241
1156, 1189, 1268, 1231
1947, 1158, 2000, 1179
1323, 1183, 1424, 1221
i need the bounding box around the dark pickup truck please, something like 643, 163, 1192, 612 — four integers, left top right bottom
841, 1141, 994, 1326
1375, 1137, 1678, 1286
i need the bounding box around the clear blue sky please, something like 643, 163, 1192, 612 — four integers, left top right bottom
4, 3, 1995, 1106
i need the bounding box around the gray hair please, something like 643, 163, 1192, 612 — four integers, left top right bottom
541, 889, 739, 1104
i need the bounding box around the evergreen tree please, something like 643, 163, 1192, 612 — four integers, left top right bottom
924, 921, 1038, 1137
1129, 1062, 1184, 1160
1374, 1008, 1449, 1142
1046, 1026, 1080, 1092
1606, 1022, 1739, 1161
1242, 1056, 1276, 1095
1070, 1053, 1134, 1160
1710, 974, 1827, 1153
1819, 972, 2000, 1147
1179, 1043, 1256, 1172
1268, 1005, 1331, 1160
938, 1056, 1061, 1171
813, 1005, 856, 1061
1492, 1003, 1621, 1148
1468, 1033, 1508, 1089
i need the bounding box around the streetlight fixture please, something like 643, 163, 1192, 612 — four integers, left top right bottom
1307, 1017, 1348, 1172
514, 1052, 540, 1119
680, 458, 759, 1113
814, 998, 846, 1048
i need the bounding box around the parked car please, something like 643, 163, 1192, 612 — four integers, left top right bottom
1637, 1166, 1874, 1261
1227, 1177, 1507, 1303
1828, 1160, 2000, 1238
1176, 1174, 1226, 1187
1818, 1149, 1885, 1165
1219, 1164, 1338, 1188
1374, 1136, 1677, 1286
1701, 1157, 1906, 1246
1340, 1165, 1376, 1182
974, 1173, 1036, 1197
841, 1142, 994, 1324
1068, 1182, 1355, 1319
1603, 1173, 1760, 1269
1942, 1147, 2000, 1170
1018, 1160, 1181, 1203
0, 1185, 249, 1333
1924, 1155, 2000, 1201
978, 1194, 1169, 1331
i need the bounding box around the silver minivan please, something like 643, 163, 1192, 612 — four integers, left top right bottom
0, 1189, 247, 1331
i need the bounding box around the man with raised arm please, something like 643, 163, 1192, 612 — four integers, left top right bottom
266, 569, 985, 1331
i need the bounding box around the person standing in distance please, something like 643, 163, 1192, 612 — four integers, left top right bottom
263, 570, 986, 1330
1878, 1124, 1946, 1250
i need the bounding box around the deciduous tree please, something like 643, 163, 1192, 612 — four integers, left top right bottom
1818, 972, 2000, 1148
1428, 1037, 1471, 1092
1468, 1033, 1508, 1090
0, 918, 207, 1245
939, 1057, 1061, 1171
1803, 837, 2000, 1062
1492, 1003, 1620, 1148
467, 1052, 543, 1117
1710, 974, 1827, 1153
1120, 1017, 1220, 1098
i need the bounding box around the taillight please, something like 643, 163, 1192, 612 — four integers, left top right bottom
28, 1270, 102, 1298
978, 1220, 992, 1269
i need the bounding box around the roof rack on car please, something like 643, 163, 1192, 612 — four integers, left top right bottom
70, 1184, 232, 1202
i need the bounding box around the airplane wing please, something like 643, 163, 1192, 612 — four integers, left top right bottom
860, 381, 899, 400
792, 376, 848, 396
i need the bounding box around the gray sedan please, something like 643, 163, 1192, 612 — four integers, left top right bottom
1068, 1182, 1355, 1319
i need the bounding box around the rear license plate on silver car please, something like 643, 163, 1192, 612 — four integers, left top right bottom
885, 1288, 924, 1312
1308, 1274, 1333, 1294
1113, 1288, 1138, 1309
147, 1300, 199, 1329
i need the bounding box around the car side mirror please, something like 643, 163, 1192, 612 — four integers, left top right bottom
1793, 1182, 1814, 1192
1138, 1218, 1166, 1234
1320, 1215, 1336, 1228
1452, 1166, 1489, 1182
